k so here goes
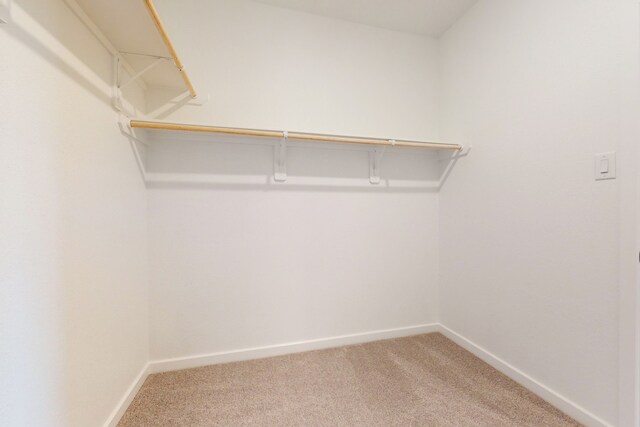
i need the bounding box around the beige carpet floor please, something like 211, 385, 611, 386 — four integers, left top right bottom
118, 333, 581, 426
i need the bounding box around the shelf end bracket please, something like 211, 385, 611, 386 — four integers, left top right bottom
0, 0, 11, 24
274, 131, 288, 182
370, 145, 387, 184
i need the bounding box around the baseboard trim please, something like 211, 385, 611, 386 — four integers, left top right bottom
148, 323, 439, 374
438, 324, 613, 427
109, 324, 611, 427
104, 362, 150, 427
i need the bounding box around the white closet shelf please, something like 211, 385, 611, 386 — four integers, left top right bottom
142, 0, 196, 98
68, 0, 197, 98
129, 120, 462, 151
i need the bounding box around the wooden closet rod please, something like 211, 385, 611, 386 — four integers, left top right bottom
129, 120, 463, 150
143, 0, 197, 98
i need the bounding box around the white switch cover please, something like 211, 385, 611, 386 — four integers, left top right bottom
595, 152, 616, 180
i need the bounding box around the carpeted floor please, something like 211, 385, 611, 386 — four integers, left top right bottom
118, 333, 581, 426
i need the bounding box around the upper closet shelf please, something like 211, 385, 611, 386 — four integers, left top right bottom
67, 0, 197, 98
130, 120, 462, 151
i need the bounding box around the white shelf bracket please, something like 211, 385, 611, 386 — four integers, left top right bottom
369, 144, 389, 184
0, 0, 11, 24
114, 53, 170, 116
117, 113, 131, 133
274, 131, 288, 182
113, 56, 125, 114
119, 56, 167, 90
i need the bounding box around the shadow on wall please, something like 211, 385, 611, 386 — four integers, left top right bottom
141, 132, 467, 193
4, 0, 115, 108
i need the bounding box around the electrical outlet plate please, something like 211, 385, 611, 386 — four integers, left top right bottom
595, 152, 616, 181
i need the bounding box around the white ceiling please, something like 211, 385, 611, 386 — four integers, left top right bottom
252, 0, 478, 36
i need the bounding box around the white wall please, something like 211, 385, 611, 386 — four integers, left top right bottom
144, 0, 443, 361
438, 0, 639, 425
0, 1, 149, 426
3, 0, 635, 425
146, 140, 441, 360
149, 0, 440, 142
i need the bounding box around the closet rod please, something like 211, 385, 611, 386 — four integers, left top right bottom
129, 120, 463, 150
143, 0, 197, 98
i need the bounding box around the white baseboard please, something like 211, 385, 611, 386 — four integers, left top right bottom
438, 324, 613, 427
148, 323, 439, 374
108, 324, 611, 427
104, 362, 150, 427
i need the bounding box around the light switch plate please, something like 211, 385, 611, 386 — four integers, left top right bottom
595, 152, 616, 180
